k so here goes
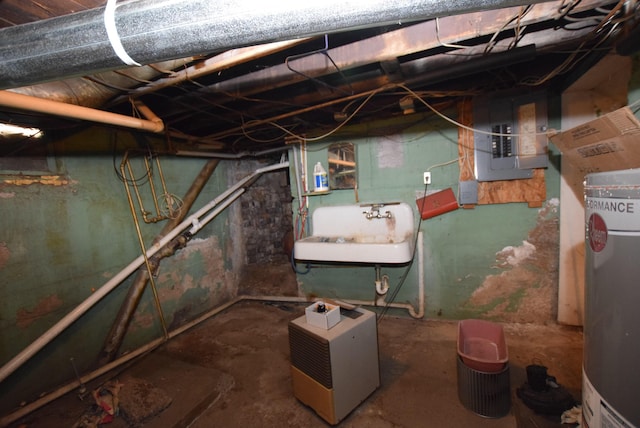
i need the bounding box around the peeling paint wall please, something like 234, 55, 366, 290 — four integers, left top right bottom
2, 175, 71, 186
465, 199, 560, 322
0, 128, 238, 414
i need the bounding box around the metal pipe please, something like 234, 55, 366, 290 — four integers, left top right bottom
0, 289, 423, 426
189, 189, 245, 235
0, 161, 289, 384
9, 58, 194, 107
0, 296, 245, 428
174, 146, 288, 159
0, 90, 164, 133
119, 156, 171, 341
111, 39, 310, 103
133, 100, 163, 125
0, 0, 555, 90
100, 159, 220, 365
374, 265, 390, 295
202, 84, 397, 142
370, 231, 425, 318
416, 231, 425, 318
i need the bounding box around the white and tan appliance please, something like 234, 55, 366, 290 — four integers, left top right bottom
288, 307, 379, 425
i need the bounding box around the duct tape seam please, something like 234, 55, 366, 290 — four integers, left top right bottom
104, 0, 141, 67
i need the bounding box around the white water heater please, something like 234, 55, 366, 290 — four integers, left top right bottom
584, 169, 640, 427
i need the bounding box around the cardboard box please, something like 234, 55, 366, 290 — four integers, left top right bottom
305, 301, 340, 329
549, 107, 640, 198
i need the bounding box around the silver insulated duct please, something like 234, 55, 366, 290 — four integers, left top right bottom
0, 0, 553, 90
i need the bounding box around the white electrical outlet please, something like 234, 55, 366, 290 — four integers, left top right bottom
423, 172, 431, 185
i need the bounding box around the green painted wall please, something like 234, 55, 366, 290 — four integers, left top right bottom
291, 106, 561, 320
0, 128, 236, 414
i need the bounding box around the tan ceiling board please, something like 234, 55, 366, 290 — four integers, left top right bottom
0, 0, 104, 26
0, 2, 40, 26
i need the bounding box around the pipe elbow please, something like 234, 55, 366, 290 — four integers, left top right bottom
375, 275, 390, 295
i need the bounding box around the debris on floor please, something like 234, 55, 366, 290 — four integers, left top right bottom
118, 376, 172, 426
16, 302, 584, 428
71, 376, 172, 428
71, 408, 106, 428
561, 405, 582, 425
72, 379, 122, 427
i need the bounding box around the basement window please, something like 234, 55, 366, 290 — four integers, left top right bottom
0, 126, 62, 176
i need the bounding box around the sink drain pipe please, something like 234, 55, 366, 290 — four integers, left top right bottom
362, 231, 425, 319
374, 264, 390, 296
0, 161, 289, 386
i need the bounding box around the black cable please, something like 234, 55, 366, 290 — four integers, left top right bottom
285, 34, 354, 97
290, 247, 312, 274
111, 132, 153, 185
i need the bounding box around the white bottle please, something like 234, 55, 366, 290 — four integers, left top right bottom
313, 162, 328, 192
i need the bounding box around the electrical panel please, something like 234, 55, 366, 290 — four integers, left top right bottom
473, 91, 548, 182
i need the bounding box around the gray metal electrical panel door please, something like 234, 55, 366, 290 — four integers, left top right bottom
474, 91, 548, 182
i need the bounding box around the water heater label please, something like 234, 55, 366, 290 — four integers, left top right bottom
583, 370, 634, 428
588, 213, 607, 253
586, 198, 640, 232
585, 199, 635, 214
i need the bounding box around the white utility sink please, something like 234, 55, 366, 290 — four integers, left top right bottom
294, 202, 415, 264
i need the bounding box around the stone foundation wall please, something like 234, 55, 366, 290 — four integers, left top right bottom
228, 159, 292, 265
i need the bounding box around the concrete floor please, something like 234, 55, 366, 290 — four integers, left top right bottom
10, 299, 583, 428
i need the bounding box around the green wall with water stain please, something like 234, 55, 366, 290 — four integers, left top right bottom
0, 128, 236, 414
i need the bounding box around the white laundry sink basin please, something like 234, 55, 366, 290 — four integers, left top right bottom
294, 202, 415, 264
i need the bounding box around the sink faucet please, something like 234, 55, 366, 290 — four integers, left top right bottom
363, 204, 393, 220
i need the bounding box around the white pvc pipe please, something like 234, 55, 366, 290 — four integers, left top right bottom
250, 233, 426, 320
189, 188, 245, 235
0, 289, 422, 426
0, 278, 424, 426
367, 231, 425, 318
0, 172, 423, 426
417, 231, 425, 318
0, 296, 245, 428
292, 145, 303, 203
0, 90, 165, 133
174, 146, 287, 159
0, 161, 289, 384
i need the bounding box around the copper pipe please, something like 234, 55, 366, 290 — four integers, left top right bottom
0, 90, 164, 133
120, 155, 170, 340
98, 159, 220, 364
